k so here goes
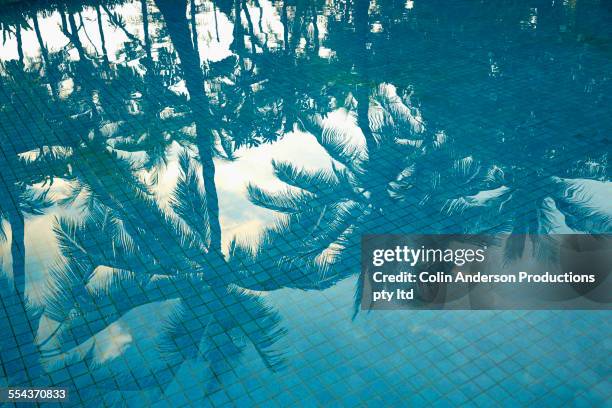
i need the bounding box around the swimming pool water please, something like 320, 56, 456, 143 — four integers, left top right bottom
0, 0, 610, 406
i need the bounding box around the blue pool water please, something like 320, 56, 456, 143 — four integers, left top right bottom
0, 0, 610, 406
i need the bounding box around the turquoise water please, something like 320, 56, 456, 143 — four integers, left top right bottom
0, 0, 610, 406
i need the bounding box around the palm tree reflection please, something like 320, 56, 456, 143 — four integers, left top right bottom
234, 0, 611, 315
40, 150, 286, 393
0, 0, 609, 401
0, 0, 291, 395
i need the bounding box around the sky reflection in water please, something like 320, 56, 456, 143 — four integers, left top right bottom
0, 0, 611, 406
